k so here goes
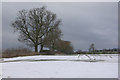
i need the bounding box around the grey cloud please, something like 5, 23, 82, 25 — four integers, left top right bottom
2, 2, 118, 51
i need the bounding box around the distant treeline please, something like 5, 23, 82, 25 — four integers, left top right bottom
1, 47, 119, 58
75, 48, 118, 54
1, 47, 73, 58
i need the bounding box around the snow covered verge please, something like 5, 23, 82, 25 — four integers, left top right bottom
1, 54, 118, 78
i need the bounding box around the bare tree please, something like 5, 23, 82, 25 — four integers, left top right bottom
43, 26, 62, 51
12, 6, 61, 52
89, 43, 95, 53
54, 40, 74, 54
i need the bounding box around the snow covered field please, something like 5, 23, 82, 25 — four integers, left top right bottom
1, 54, 118, 78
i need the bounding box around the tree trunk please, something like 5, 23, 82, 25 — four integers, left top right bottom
51, 43, 55, 51
35, 45, 38, 52
40, 45, 43, 52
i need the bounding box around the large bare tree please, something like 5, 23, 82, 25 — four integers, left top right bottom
12, 6, 61, 52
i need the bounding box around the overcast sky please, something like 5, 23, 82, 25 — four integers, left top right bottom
2, 2, 118, 51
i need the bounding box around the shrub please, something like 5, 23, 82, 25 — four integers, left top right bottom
2, 47, 39, 58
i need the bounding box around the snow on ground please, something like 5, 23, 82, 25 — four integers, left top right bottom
1, 54, 118, 78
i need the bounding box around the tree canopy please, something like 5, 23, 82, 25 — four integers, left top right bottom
12, 6, 61, 52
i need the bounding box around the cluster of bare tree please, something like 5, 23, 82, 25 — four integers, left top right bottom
12, 6, 73, 54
